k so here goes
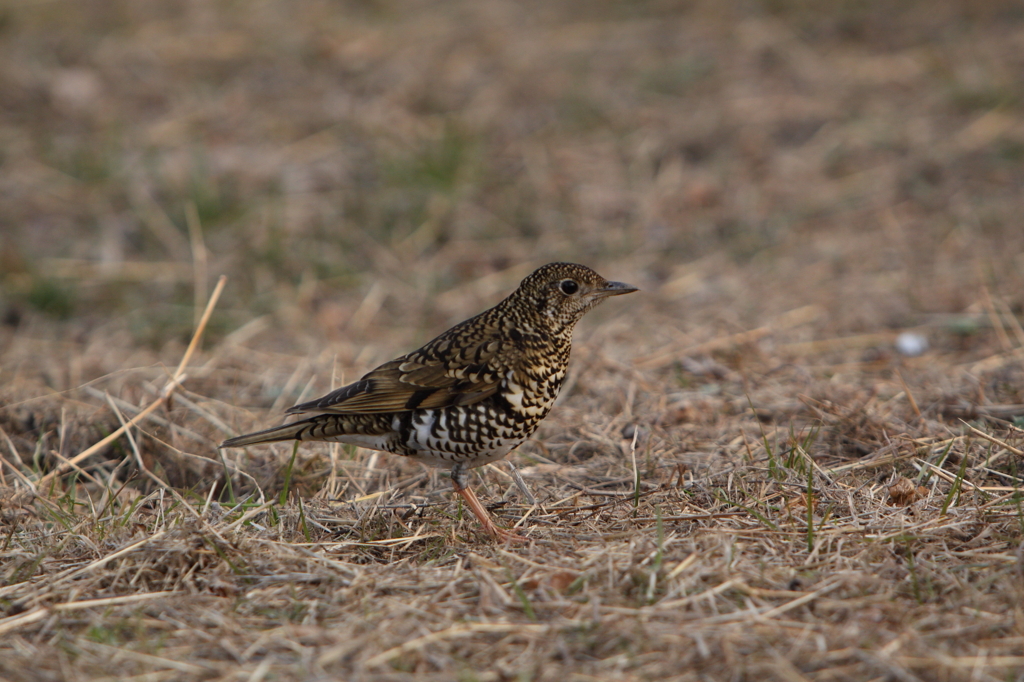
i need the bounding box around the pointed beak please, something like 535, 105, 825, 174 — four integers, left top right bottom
595, 280, 639, 298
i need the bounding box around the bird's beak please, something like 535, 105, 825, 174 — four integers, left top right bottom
595, 281, 639, 298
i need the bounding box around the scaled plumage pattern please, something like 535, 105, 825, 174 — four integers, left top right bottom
221, 263, 637, 541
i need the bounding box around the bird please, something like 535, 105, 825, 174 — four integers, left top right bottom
220, 263, 637, 541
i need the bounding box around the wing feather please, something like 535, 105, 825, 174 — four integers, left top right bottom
287, 317, 515, 415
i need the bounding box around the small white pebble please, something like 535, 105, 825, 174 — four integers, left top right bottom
895, 332, 929, 357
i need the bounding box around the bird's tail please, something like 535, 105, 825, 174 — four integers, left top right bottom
220, 421, 312, 449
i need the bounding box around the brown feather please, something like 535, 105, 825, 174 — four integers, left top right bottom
286, 315, 517, 416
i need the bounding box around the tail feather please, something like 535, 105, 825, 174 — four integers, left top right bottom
220, 421, 311, 449
221, 414, 388, 450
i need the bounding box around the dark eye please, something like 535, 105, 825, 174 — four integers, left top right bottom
559, 280, 579, 295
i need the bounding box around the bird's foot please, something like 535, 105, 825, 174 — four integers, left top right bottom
479, 516, 530, 544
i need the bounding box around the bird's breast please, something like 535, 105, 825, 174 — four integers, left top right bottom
502, 365, 565, 418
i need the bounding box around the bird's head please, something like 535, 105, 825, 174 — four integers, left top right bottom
507, 262, 637, 335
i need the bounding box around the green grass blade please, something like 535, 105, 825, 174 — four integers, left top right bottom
279, 440, 300, 506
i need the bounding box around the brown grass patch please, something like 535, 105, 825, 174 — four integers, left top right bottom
3, 0, 1024, 679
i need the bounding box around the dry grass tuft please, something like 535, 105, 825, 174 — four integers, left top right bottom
4, 281, 1024, 679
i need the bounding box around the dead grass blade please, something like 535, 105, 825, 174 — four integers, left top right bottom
362, 623, 550, 668
37, 276, 227, 485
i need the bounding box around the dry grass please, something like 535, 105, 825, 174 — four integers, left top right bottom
3, 0, 1024, 680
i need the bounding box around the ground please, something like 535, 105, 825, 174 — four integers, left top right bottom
2, 1, 1024, 680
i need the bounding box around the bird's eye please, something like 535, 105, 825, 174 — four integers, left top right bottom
559, 280, 579, 295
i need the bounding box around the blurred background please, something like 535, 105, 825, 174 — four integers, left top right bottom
1, 0, 1023, 397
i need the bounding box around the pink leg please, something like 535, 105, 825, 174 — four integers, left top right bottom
452, 479, 528, 543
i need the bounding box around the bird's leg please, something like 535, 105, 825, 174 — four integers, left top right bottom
451, 464, 528, 543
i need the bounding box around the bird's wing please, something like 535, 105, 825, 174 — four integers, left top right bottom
287, 317, 517, 415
